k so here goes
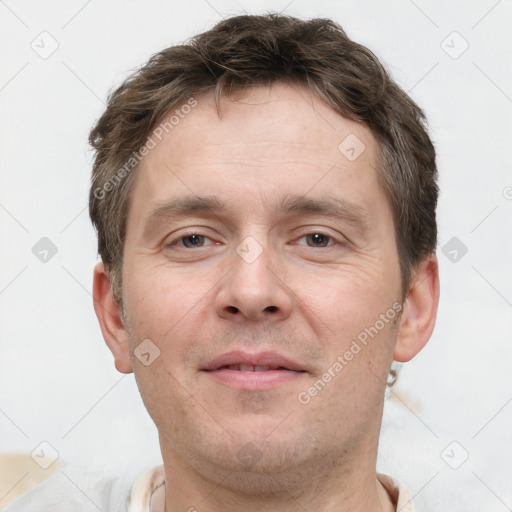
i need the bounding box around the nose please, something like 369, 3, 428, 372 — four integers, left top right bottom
215, 239, 293, 323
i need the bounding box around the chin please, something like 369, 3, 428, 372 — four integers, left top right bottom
187, 443, 317, 498
214, 467, 312, 498
182, 424, 327, 488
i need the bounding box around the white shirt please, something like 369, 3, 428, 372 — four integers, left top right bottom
4, 464, 415, 511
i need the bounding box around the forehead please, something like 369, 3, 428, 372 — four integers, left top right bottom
132, 82, 381, 204
138, 83, 377, 188
188, 84, 372, 161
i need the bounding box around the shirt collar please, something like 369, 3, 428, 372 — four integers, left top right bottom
127, 465, 165, 512
377, 472, 416, 511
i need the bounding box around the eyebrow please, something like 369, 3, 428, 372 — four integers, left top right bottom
142, 196, 230, 240
275, 193, 370, 229
142, 193, 369, 240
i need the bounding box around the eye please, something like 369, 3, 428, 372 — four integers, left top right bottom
299, 232, 335, 247
168, 233, 216, 249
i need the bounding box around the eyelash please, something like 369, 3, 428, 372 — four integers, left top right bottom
168, 233, 218, 249
167, 232, 338, 249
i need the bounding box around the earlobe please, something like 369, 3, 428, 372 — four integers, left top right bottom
393, 254, 440, 362
92, 262, 133, 374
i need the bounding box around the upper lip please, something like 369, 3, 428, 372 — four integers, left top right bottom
201, 350, 306, 372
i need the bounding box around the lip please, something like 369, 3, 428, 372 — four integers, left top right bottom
201, 350, 307, 391
201, 350, 305, 372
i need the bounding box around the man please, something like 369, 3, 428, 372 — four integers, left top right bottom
6, 13, 439, 512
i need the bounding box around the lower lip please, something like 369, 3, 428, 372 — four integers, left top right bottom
203, 369, 305, 390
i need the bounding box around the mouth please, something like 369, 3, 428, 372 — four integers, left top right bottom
201, 351, 307, 390
214, 364, 299, 372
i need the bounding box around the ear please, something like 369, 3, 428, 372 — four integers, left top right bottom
393, 254, 440, 362
92, 262, 133, 373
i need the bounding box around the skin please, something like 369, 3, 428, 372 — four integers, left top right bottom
93, 83, 439, 512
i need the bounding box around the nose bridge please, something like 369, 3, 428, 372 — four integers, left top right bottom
234, 234, 274, 291
216, 233, 292, 321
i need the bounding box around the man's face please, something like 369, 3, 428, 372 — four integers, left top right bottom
121, 83, 403, 478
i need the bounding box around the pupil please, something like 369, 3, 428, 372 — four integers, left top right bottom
309, 233, 328, 247
184, 234, 203, 247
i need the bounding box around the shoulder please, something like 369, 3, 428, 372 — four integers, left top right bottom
3, 464, 137, 512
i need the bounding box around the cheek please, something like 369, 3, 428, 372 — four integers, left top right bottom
122, 267, 206, 421
124, 261, 206, 337
295, 266, 399, 396
298, 267, 394, 339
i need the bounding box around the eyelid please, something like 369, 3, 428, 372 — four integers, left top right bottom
163, 226, 346, 249
165, 230, 219, 248
294, 233, 336, 247
290, 227, 346, 245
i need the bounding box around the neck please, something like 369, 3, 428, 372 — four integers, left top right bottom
158, 440, 395, 512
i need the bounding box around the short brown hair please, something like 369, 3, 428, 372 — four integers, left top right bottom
89, 13, 438, 304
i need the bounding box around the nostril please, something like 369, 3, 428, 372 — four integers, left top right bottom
265, 306, 278, 313
227, 306, 239, 314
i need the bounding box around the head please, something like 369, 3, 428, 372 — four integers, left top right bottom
90, 14, 439, 493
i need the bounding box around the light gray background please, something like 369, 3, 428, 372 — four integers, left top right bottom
1, 1, 511, 510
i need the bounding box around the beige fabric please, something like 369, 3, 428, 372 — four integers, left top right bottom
0, 453, 63, 508
128, 465, 415, 512
377, 473, 415, 512
127, 465, 165, 512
